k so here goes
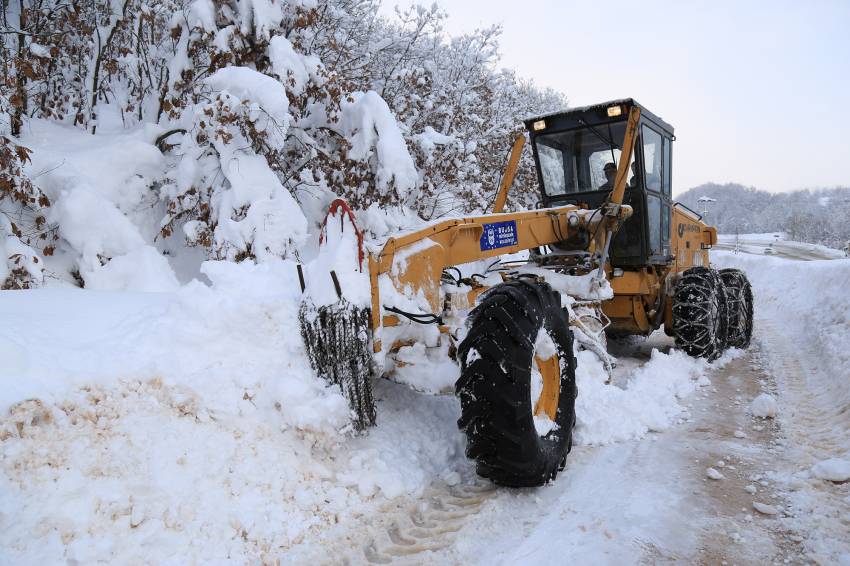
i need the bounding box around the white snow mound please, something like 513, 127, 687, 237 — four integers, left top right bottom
751, 393, 777, 418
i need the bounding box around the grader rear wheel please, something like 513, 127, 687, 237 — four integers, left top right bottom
456, 279, 577, 487
672, 267, 729, 361
719, 268, 754, 348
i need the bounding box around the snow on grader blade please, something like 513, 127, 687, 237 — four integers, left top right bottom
298, 99, 754, 486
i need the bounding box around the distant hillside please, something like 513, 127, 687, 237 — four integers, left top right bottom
676, 183, 850, 249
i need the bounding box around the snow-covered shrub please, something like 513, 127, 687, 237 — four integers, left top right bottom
161, 67, 306, 261
0, 134, 52, 289
2, 0, 570, 285
310, 4, 565, 216
0, 0, 177, 133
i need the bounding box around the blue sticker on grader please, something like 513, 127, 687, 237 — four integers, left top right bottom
480, 220, 518, 251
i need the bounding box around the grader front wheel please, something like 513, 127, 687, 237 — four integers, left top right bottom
456, 280, 577, 487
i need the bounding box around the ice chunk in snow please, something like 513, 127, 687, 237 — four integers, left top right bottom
706, 467, 725, 480
751, 393, 777, 418
745, 484, 758, 494
811, 458, 850, 482
752, 501, 779, 515
734, 430, 747, 439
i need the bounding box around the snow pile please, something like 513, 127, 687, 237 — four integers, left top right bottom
706, 467, 725, 480
0, 259, 382, 563
573, 341, 741, 445
0, 258, 473, 564
0, 259, 348, 432
518, 265, 613, 301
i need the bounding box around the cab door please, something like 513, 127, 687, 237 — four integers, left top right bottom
641, 124, 673, 262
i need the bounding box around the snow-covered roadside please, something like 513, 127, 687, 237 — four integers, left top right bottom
0, 260, 737, 563
713, 251, 850, 563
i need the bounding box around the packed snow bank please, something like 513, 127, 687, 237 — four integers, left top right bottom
713, 251, 850, 416
0, 260, 468, 564
0, 259, 347, 433
0, 247, 750, 563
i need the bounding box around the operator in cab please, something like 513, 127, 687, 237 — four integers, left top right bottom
600, 161, 641, 192
599, 162, 617, 190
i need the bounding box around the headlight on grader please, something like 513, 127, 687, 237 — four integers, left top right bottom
606, 105, 623, 117
532, 119, 547, 131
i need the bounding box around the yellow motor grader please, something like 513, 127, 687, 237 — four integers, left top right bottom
300, 99, 753, 487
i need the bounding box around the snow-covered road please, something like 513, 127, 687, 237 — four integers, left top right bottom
715, 234, 846, 262
2, 252, 849, 564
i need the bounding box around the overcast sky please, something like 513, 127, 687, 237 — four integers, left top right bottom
379, 0, 850, 195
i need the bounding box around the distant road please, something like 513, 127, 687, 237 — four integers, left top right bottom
715, 236, 846, 261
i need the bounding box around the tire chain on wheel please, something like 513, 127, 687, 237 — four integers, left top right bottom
455, 279, 577, 487
672, 266, 729, 361
299, 299, 376, 430
719, 268, 754, 348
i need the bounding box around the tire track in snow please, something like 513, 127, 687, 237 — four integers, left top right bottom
758, 319, 850, 464
359, 481, 497, 564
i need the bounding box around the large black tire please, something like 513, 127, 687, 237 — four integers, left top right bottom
672, 267, 729, 361
719, 268, 754, 349
456, 279, 577, 487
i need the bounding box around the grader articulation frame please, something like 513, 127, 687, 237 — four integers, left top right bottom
301, 99, 753, 487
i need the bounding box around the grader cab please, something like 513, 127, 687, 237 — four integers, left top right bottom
300, 99, 754, 488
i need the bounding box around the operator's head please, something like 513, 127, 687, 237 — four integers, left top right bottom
604, 162, 617, 181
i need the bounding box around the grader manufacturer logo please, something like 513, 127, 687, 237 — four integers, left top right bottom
678, 223, 700, 238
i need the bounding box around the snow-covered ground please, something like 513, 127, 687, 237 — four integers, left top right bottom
714, 251, 850, 564
2, 247, 849, 564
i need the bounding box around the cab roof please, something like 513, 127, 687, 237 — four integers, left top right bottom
524, 98, 674, 137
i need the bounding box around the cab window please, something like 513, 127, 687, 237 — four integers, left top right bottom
534, 121, 627, 195
538, 144, 567, 195
642, 126, 663, 192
